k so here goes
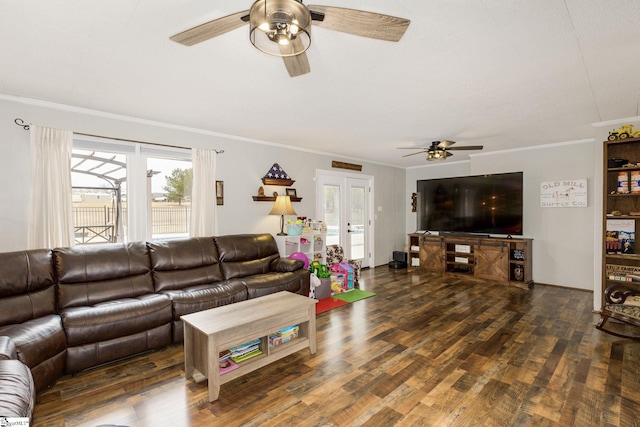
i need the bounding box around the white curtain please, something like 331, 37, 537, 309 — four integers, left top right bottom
190, 148, 218, 237
28, 126, 75, 249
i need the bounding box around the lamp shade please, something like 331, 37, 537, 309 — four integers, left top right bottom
270, 195, 297, 236
270, 195, 297, 216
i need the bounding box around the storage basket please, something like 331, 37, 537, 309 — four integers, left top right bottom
286, 224, 302, 236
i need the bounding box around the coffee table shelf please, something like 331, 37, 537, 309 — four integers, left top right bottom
181, 291, 317, 401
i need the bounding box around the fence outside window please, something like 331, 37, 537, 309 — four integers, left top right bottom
73, 205, 191, 244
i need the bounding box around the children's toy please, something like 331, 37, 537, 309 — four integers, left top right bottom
330, 274, 345, 294
329, 262, 355, 293
309, 260, 331, 278
289, 251, 309, 268
608, 124, 640, 141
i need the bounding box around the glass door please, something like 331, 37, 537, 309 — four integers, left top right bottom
347, 179, 367, 261
316, 171, 372, 268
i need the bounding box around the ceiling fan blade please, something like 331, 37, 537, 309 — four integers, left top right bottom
448, 145, 484, 151
281, 38, 311, 77
402, 151, 427, 158
282, 53, 311, 77
170, 10, 249, 46
308, 5, 410, 42
437, 140, 456, 148
398, 147, 430, 150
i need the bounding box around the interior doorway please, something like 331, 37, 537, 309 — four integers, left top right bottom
316, 170, 373, 268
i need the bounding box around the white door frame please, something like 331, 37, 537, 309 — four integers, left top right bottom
315, 169, 374, 268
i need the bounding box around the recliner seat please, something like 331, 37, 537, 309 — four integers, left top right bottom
53, 242, 173, 373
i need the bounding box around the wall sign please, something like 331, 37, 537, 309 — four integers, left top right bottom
540, 179, 587, 208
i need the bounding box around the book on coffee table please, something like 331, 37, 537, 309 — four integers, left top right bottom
219, 358, 239, 375
231, 348, 263, 363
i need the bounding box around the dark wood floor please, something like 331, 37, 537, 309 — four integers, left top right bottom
32, 267, 640, 427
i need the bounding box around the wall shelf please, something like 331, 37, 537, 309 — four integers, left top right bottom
262, 178, 295, 186
252, 196, 302, 202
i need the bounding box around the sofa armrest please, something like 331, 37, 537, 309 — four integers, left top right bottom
604, 283, 640, 305
0, 336, 17, 360
271, 257, 304, 273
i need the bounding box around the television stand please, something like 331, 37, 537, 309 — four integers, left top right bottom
407, 233, 533, 288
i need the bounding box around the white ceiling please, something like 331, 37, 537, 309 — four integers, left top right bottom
1, 0, 640, 167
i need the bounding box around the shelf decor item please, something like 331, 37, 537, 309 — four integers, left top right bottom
606, 219, 635, 254
286, 188, 297, 197
608, 124, 640, 141
262, 163, 295, 186
286, 218, 304, 235
511, 249, 525, 261
269, 195, 297, 236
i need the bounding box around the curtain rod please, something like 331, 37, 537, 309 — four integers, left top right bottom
13, 118, 224, 154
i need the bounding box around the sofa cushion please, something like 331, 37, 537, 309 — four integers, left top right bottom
0, 315, 67, 392
54, 242, 155, 309
166, 280, 248, 344
271, 257, 304, 272
243, 271, 307, 299
215, 234, 280, 279
0, 360, 35, 420
61, 294, 172, 346
164, 280, 248, 319
147, 237, 225, 292
0, 336, 17, 360
0, 249, 56, 326
0, 316, 66, 369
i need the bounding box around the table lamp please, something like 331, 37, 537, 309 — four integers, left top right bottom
270, 195, 297, 235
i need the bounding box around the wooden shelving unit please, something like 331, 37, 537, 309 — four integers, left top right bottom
602, 136, 640, 300
407, 234, 421, 270
445, 241, 475, 275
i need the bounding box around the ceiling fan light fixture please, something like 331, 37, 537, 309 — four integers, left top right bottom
249, 0, 311, 57
426, 149, 447, 161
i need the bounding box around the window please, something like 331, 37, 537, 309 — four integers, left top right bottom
72, 136, 191, 244
147, 156, 192, 240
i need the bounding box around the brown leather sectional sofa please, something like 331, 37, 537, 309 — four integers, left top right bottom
0, 233, 310, 420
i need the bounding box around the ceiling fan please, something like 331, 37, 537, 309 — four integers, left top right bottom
170, 0, 410, 77
399, 140, 484, 161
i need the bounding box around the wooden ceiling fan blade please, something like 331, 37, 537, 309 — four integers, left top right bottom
170, 10, 249, 46
281, 39, 311, 77
308, 5, 410, 42
448, 145, 484, 150
282, 52, 311, 77
402, 151, 427, 158
437, 140, 456, 148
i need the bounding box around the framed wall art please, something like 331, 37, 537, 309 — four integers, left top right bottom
285, 188, 297, 198
216, 181, 224, 206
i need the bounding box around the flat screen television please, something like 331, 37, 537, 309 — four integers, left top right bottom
416, 172, 523, 235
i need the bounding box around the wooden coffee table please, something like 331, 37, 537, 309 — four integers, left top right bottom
181, 291, 317, 402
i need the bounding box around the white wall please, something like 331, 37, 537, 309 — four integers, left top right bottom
406, 140, 597, 292
0, 96, 406, 266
